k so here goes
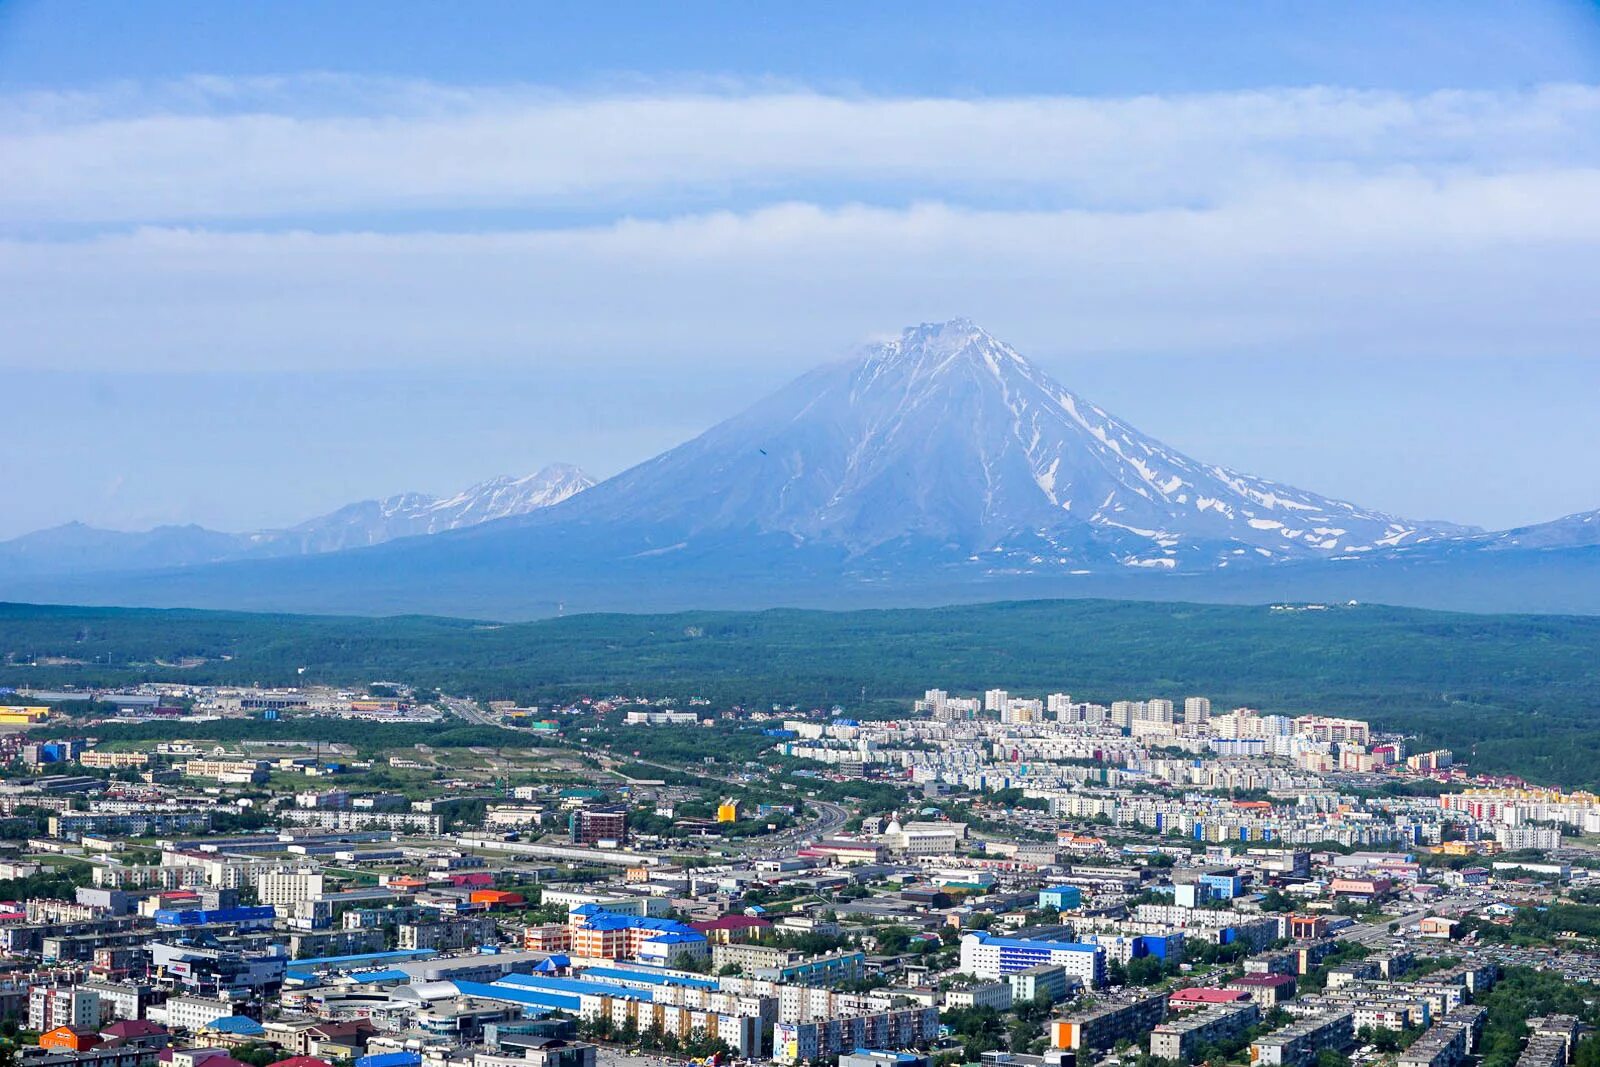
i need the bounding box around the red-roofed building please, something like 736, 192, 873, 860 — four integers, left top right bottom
690, 915, 774, 944
269, 1057, 333, 1067
445, 872, 494, 888
300, 1020, 376, 1060
1168, 988, 1249, 1009
100, 1020, 171, 1049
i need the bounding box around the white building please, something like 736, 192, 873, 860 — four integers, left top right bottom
959, 932, 1105, 988
29, 987, 101, 1032
154, 995, 239, 1031
257, 868, 327, 907
944, 982, 1013, 1011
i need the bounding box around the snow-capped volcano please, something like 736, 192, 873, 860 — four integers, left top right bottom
535, 319, 1470, 571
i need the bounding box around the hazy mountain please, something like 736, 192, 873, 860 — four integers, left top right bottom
0, 522, 247, 580
0, 464, 592, 580
1469, 508, 1600, 552
6, 321, 1600, 618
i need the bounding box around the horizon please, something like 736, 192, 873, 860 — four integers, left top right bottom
4, 2, 1600, 539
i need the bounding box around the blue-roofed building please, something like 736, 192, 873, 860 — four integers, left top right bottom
959, 932, 1105, 988
840, 1051, 932, 1067
200, 1016, 266, 1038
351, 968, 412, 984
570, 910, 709, 965
356, 1053, 422, 1067
285, 949, 437, 972
636, 930, 708, 967
154, 905, 277, 930
449, 974, 654, 1017
493, 973, 654, 1001
575, 965, 718, 991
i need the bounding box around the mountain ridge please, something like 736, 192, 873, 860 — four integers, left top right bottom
0, 463, 593, 580
1, 320, 1595, 618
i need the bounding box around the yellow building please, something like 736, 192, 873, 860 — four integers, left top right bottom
716, 799, 739, 823
0, 706, 49, 725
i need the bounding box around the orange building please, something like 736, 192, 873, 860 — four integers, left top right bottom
566, 912, 706, 961
384, 876, 430, 891
524, 923, 574, 951
469, 889, 526, 909
40, 1027, 100, 1053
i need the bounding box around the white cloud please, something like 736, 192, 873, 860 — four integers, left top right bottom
2, 167, 1598, 373
2, 76, 1598, 375
2, 78, 1598, 224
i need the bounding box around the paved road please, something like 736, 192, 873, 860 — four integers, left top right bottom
1338, 909, 1430, 947
443, 695, 499, 727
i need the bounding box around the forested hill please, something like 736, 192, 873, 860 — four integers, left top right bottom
4, 598, 1600, 788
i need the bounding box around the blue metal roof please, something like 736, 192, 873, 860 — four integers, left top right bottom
351, 969, 412, 984
205, 1016, 266, 1035
971, 932, 1099, 953
155, 905, 277, 926
578, 966, 718, 990
578, 912, 700, 936
286, 949, 437, 970
453, 980, 581, 1012
493, 973, 652, 1001
356, 1054, 422, 1067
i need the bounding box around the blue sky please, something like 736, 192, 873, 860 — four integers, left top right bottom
2, 1, 1599, 537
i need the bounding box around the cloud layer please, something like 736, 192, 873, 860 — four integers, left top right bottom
5, 78, 1599, 223
3, 77, 1598, 374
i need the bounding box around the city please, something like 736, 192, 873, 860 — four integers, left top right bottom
0, 674, 1595, 1067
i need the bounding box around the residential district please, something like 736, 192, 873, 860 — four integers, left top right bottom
0, 682, 1597, 1067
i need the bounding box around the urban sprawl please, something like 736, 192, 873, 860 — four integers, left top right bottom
0, 679, 1597, 1067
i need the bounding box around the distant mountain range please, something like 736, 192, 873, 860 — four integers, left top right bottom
0, 464, 593, 580
3, 321, 1597, 617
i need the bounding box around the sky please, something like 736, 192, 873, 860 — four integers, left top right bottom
2, 1, 1600, 538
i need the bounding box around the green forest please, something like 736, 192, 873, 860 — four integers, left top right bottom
4, 597, 1600, 787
